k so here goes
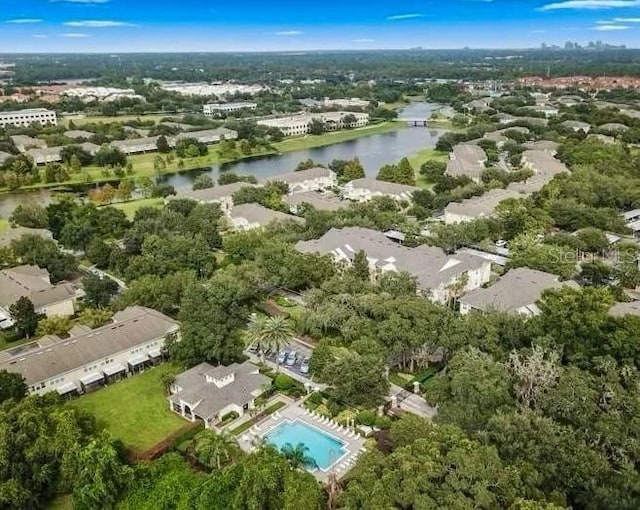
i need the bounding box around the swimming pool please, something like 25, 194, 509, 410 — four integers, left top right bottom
264, 419, 347, 471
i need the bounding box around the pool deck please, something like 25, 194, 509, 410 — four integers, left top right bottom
237, 402, 366, 482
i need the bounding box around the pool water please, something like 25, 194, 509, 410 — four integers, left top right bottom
265, 419, 347, 470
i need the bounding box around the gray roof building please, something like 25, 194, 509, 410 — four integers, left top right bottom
0, 265, 78, 310
343, 178, 420, 197
172, 127, 238, 145
26, 146, 62, 165
11, 135, 47, 153
561, 120, 591, 132
508, 150, 569, 195
263, 167, 336, 185
112, 136, 160, 154
446, 144, 487, 182
0, 306, 179, 387
444, 188, 522, 223
283, 191, 349, 212
168, 361, 270, 426
0, 151, 13, 165
174, 182, 257, 203
229, 203, 305, 230
64, 130, 94, 140
610, 301, 640, 318
295, 227, 490, 301
523, 140, 559, 153
0, 227, 53, 248
460, 267, 579, 316
598, 122, 629, 133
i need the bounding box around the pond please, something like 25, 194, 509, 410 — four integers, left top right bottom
0, 102, 445, 217
162, 124, 445, 191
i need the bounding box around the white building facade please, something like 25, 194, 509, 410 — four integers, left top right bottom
0, 108, 57, 128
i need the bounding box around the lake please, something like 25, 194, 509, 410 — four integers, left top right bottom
0, 102, 444, 217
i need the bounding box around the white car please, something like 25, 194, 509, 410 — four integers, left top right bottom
286, 351, 298, 366
300, 357, 310, 374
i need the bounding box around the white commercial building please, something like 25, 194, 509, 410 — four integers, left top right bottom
0, 108, 57, 128
257, 111, 369, 137
203, 102, 258, 116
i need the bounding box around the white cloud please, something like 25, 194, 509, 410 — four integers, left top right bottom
6, 19, 43, 24
64, 20, 138, 27
353, 38, 376, 42
594, 23, 632, 29
61, 32, 90, 37
387, 13, 424, 20
539, 0, 640, 11
531, 29, 547, 33
613, 17, 640, 21
32, 34, 48, 38
274, 30, 302, 35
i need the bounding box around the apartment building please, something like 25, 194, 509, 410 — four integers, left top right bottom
203, 102, 258, 116
0, 306, 179, 396
0, 108, 57, 128
257, 111, 369, 137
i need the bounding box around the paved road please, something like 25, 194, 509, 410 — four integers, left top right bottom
80, 264, 127, 289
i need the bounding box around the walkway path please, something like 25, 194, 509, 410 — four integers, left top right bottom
389, 383, 438, 418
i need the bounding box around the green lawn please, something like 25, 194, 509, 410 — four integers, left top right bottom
61, 114, 167, 127
408, 147, 448, 189
105, 197, 164, 219
273, 121, 405, 152
69, 364, 186, 454
0, 218, 8, 233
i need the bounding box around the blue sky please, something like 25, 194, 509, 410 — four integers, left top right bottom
1, 0, 640, 52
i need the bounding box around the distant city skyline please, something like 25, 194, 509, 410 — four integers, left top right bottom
1, 0, 640, 52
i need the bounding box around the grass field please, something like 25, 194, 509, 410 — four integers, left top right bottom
105, 197, 164, 219
0, 218, 8, 233
70, 364, 186, 454
274, 121, 405, 153
408, 147, 448, 189
61, 114, 167, 127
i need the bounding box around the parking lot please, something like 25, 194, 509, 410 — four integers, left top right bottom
248, 338, 314, 382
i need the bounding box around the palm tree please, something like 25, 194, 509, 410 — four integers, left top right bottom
194, 430, 238, 470
280, 442, 318, 470
245, 315, 293, 371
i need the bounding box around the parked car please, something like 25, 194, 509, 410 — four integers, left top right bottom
277, 350, 288, 364
300, 357, 310, 374
286, 351, 298, 366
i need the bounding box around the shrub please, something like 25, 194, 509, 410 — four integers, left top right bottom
375, 415, 392, 430
356, 410, 377, 426
274, 373, 295, 391
327, 400, 344, 417
220, 411, 240, 425
307, 392, 324, 406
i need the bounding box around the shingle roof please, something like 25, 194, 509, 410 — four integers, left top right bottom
295, 227, 487, 291
284, 192, 348, 211
460, 267, 578, 314
445, 188, 522, 219
0, 306, 179, 385
345, 178, 420, 195
175, 182, 256, 202
169, 361, 270, 419
0, 227, 52, 248
508, 150, 568, 195
263, 167, 335, 185
610, 301, 640, 318
445, 144, 487, 180
229, 203, 304, 227
0, 265, 77, 309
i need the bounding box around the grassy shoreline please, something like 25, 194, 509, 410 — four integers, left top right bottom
0, 121, 405, 194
